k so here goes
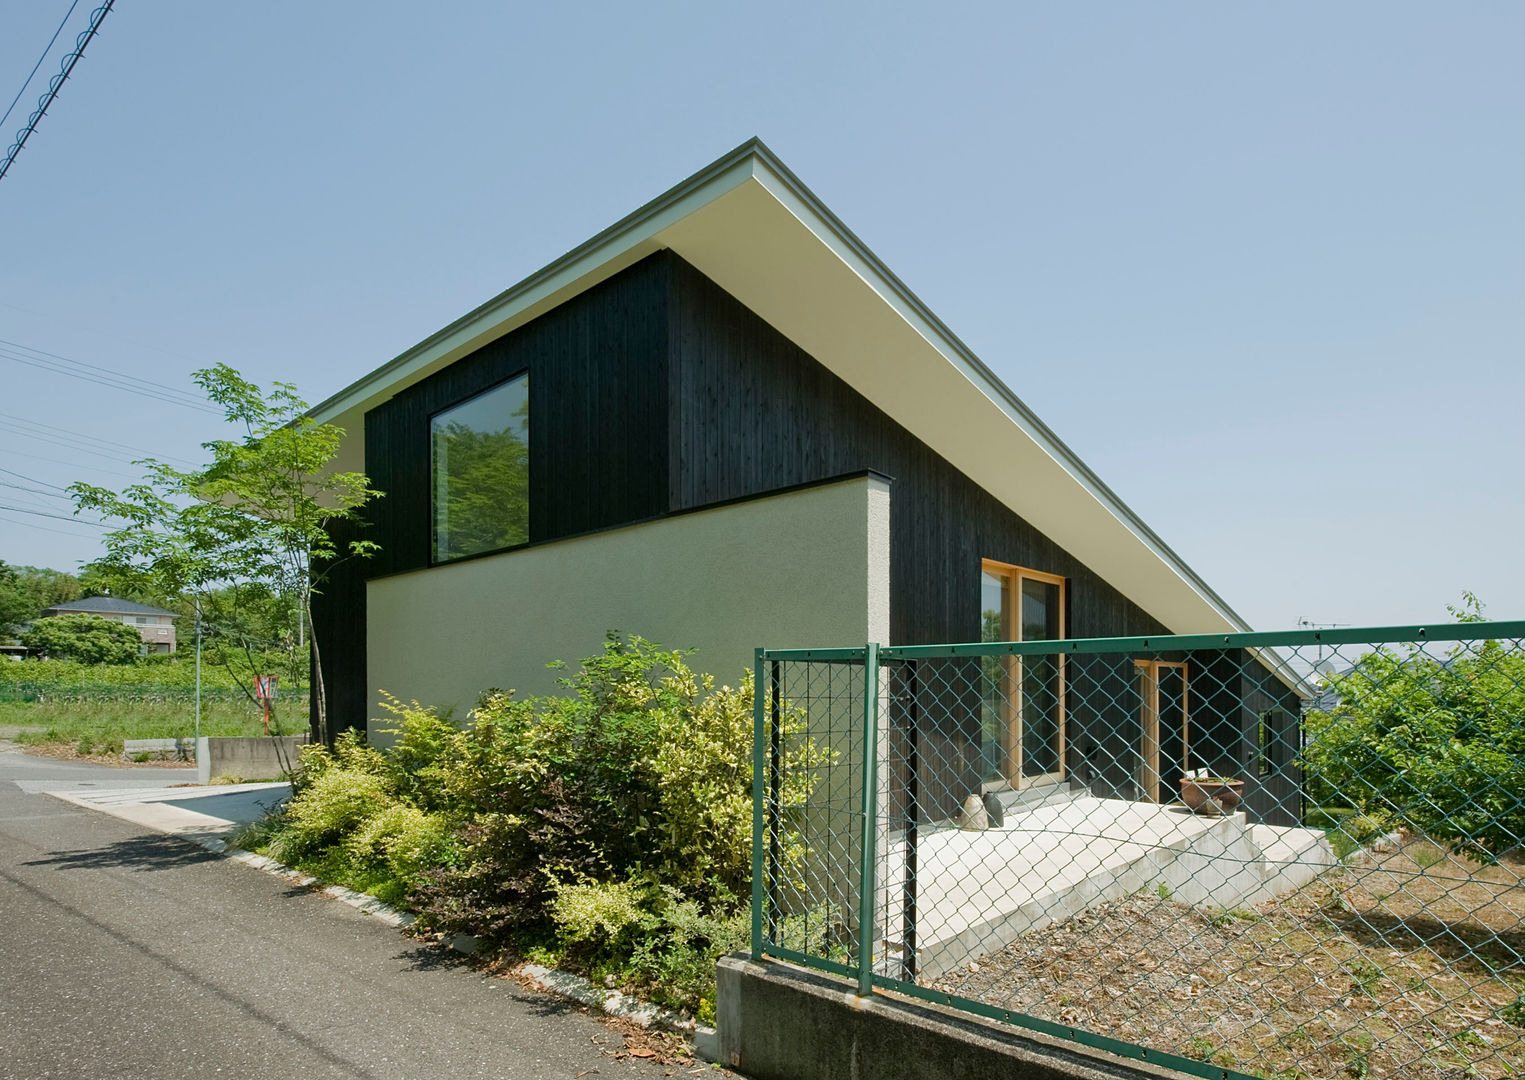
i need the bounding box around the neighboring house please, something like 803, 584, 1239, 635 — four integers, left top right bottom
41, 596, 179, 654
306, 139, 1302, 825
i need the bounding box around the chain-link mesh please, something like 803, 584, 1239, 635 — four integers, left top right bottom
754, 623, 1525, 1080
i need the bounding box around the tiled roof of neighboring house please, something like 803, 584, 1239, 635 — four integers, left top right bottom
43, 596, 180, 618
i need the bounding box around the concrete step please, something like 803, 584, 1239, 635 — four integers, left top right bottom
880, 797, 1336, 980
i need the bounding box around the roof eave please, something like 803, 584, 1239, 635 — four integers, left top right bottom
307, 138, 1255, 636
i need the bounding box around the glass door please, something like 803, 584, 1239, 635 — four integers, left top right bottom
1135, 660, 1189, 803
980, 562, 1066, 789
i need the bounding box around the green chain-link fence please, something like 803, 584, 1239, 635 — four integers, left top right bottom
751, 621, 1525, 1080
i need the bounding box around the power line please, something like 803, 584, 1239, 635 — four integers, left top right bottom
0, 337, 210, 406
0, 465, 69, 491
0, 423, 159, 467
0, 412, 197, 466
0, 479, 75, 502
0, 501, 107, 527
0, 444, 138, 480
0, 509, 100, 538
0, 0, 117, 183
0, 0, 82, 136
0, 340, 218, 413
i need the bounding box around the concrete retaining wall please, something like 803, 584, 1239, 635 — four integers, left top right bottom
121, 737, 195, 762
716, 954, 1193, 1080
196, 735, 307, 783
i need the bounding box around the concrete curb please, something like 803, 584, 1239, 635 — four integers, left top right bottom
213, 839, 720, 1058
46, 784, 719, 1060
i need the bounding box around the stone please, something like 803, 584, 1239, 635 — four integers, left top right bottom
957, 794, 990, 831
981, 790, 1005, 828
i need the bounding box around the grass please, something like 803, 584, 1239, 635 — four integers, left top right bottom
935, 837, 1525, 1080
0, 699, 308, 758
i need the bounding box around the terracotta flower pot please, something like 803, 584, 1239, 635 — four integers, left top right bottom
1179, 777, 1245, 815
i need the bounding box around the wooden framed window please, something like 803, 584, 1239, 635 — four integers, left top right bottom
979, 560, 1066, 790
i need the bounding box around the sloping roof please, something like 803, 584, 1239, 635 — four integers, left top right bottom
44, 596, 179, 618
309, 139, 1255, 636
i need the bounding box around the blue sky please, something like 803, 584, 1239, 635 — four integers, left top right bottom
1, 2, 1520, 632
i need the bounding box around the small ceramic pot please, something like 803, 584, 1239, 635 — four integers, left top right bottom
1180, 777, 1245, 815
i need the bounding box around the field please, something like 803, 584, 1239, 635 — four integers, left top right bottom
0, 658, 308, 758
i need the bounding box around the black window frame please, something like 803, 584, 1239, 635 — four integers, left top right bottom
427, 368, 531, 566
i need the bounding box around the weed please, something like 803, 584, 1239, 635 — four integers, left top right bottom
1452, 1030, 1487, 1051
1155, 882, 1173, 901
1345, 957, 1384, 995
1502, 997, 1525, 1027
1283, 1024, 1315, 1048
1184, 1037, 1215, 1062
1412, 844, 1446, 869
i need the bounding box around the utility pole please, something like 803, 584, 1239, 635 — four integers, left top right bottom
194, 596, 202, 746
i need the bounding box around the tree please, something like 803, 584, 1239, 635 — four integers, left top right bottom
20, 613, 142, 664
72, 365, 380, 743
0, 562, 82, 637
1304, 596, 1525, 860
0, 563, 31, 639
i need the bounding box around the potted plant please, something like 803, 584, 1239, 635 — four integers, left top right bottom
1179, 772, 1245, 815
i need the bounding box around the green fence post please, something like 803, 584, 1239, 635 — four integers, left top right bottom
857, 641, 881, 996
751, 647, 766, 961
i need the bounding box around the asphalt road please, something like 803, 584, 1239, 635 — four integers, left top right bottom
0, 744, 672, 1079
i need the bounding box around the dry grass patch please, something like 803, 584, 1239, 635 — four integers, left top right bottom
929, 837, 1525, 1079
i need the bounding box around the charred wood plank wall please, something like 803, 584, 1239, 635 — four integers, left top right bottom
364, 255, 670, 579
315, 255, 670, 735
322, 250, 1182, 792
309, 517, 369, 738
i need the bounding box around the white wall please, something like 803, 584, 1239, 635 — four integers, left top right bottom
365, 475, 890, 735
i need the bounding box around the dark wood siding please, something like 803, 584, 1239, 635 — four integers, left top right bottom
310, 517, 369, 737
363, 254, 671, 579
313, 255, 671, 734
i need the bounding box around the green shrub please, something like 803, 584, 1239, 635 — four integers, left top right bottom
411, 635, 829, 945
1304, 615, 1525, 861
346, 804, 455, 884
273, 764, 395, 863
551, 879, 649, 945
249, 633, 832, 1017
20, 614, 142, 665
626, 889, 750, 1023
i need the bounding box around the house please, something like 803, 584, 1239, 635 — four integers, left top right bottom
306, 138, 1303, 826
41, 596, 179, 654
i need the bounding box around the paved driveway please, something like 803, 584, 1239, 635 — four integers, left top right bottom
0, 743, 678, 1079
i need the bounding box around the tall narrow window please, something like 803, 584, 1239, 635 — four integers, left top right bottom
1135, 660, 1189, 803
431, 373, 529, 563
979, 560, 1066, 789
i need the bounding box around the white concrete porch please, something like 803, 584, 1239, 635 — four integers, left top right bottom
880, 794, 1336, 980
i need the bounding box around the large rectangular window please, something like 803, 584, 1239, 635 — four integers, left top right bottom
431, 373, 529, 563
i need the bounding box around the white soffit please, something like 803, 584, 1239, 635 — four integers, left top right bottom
309, 141, 1250, 636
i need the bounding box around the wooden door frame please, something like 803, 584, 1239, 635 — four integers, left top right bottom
1134, 659, 1189, 803
982, 559, 1067, 791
